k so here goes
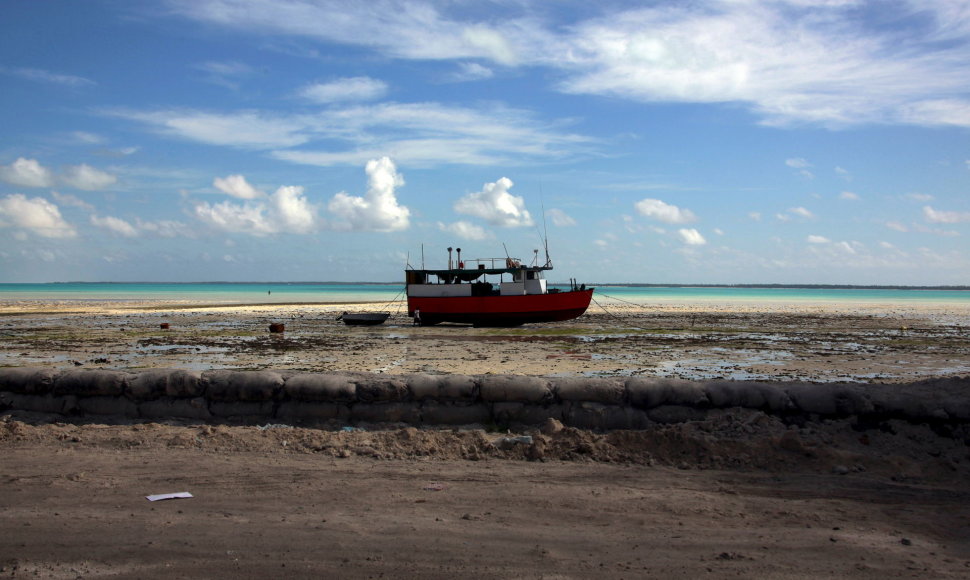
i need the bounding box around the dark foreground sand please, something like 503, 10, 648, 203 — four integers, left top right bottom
2, 300, 969, 578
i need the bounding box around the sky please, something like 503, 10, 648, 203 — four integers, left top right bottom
1, 0, 969, 285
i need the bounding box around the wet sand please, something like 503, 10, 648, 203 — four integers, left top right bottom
2, 298, 968, 382
2, 299, 970, 578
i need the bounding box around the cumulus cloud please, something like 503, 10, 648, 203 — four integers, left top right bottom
677, 228, 706, 246
213, 174, 264, 199
453, 177, 533, 228
299, 77, 388, 103
194, 185, 317, 235
923, 205, 970, 224
0, 158, 117, 191
0, 158, 55, 188
807, 235, 830, 244
327, 157, 410, 232
546, 208, 576, 227
0, 194, 76, 238
635, 198, 696, 224
438, 220, 490, 241
61, 164, 118, 190
790, 207, 815, 219
91, 215, 138, 237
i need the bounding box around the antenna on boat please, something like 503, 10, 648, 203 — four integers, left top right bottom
539, 189, 551, 268
421, 244, 425, 270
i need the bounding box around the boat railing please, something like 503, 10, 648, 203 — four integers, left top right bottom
462, 257, 521, 270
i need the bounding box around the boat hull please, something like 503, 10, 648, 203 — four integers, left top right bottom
407, 289, 593, 326
337, 312, 390, 326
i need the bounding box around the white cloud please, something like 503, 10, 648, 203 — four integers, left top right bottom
448, 62, 495, 82
299, 77, 388, 103
3, 66, 95, 87
194, 60, 254, 88
438, 220, 490, 241
785, 158, 814, 178
748, 212, 762, 221
677, 228, 706, 246
194, 199, 277, 236
923, 205, 970, 224
0, 194, 76, 238
214, 174, 264, 199
0, 158, 55, 188
91, 215, 138, 237
807, 235, 830, 244
790, 207, 815, 219
169, 0, 529, 65
116, 100, 591, 168
546, 208, 576, 227
112, 109, 311, 149
61, 164, 117, 191
169, 2, 970, 129
839, 191, 860, 201
635, 198, 696, 224
559, 3, 970, 128
194, 184, 317, 236
135, 218, 195, 238
886, 221, 908, 232
272, 185, 315, 233
327, 157, 410, 232
51, 192, 95, 211
454, 177, 533, 227
904, 192, 934, 202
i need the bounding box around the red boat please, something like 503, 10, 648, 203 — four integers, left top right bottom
405, 247, 593, 326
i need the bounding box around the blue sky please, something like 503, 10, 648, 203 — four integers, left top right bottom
1, 0, 969, 285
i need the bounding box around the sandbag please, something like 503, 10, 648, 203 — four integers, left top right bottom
553, 377, 626, 405
350, 402, 420, 423
420, 401, 490, 425
0, 367, 59, 395
276, 400, 349, 422
626, 377, 709, 409
204, 370, 284, 402
479, 376, 552, 404
53, 370, 129, 397
407, 374, 478, 402
355, 377, 409, 403
139, 397, 212, 421
283, 373, 357, 403
209, 400, 275, 419
566, 402, 650, 430
704, 380, 794, 413
128, 369, 204, 400
77, 396, 138, 417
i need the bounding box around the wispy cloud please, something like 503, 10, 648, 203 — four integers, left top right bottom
168, 0, 970, 128
2, 66, 95, 87
111, 102, 591, 167
298, 77, 388, 103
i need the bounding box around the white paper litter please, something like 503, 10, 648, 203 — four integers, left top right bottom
146, 491, 193, 502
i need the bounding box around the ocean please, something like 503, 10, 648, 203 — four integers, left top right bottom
1, 282, 968, 306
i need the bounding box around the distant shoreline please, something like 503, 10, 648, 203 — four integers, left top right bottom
3, 281, 968, 291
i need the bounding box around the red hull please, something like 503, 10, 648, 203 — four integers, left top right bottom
407, 289, 593, 326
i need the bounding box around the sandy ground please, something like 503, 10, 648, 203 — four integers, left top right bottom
2, 299, 970, 578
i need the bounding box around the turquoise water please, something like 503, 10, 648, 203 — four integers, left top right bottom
1, 282, 968, 305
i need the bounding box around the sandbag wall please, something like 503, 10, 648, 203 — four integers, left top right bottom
1, 368, 968, 429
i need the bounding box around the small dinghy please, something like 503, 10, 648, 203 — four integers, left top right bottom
337, 311, 391, 326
